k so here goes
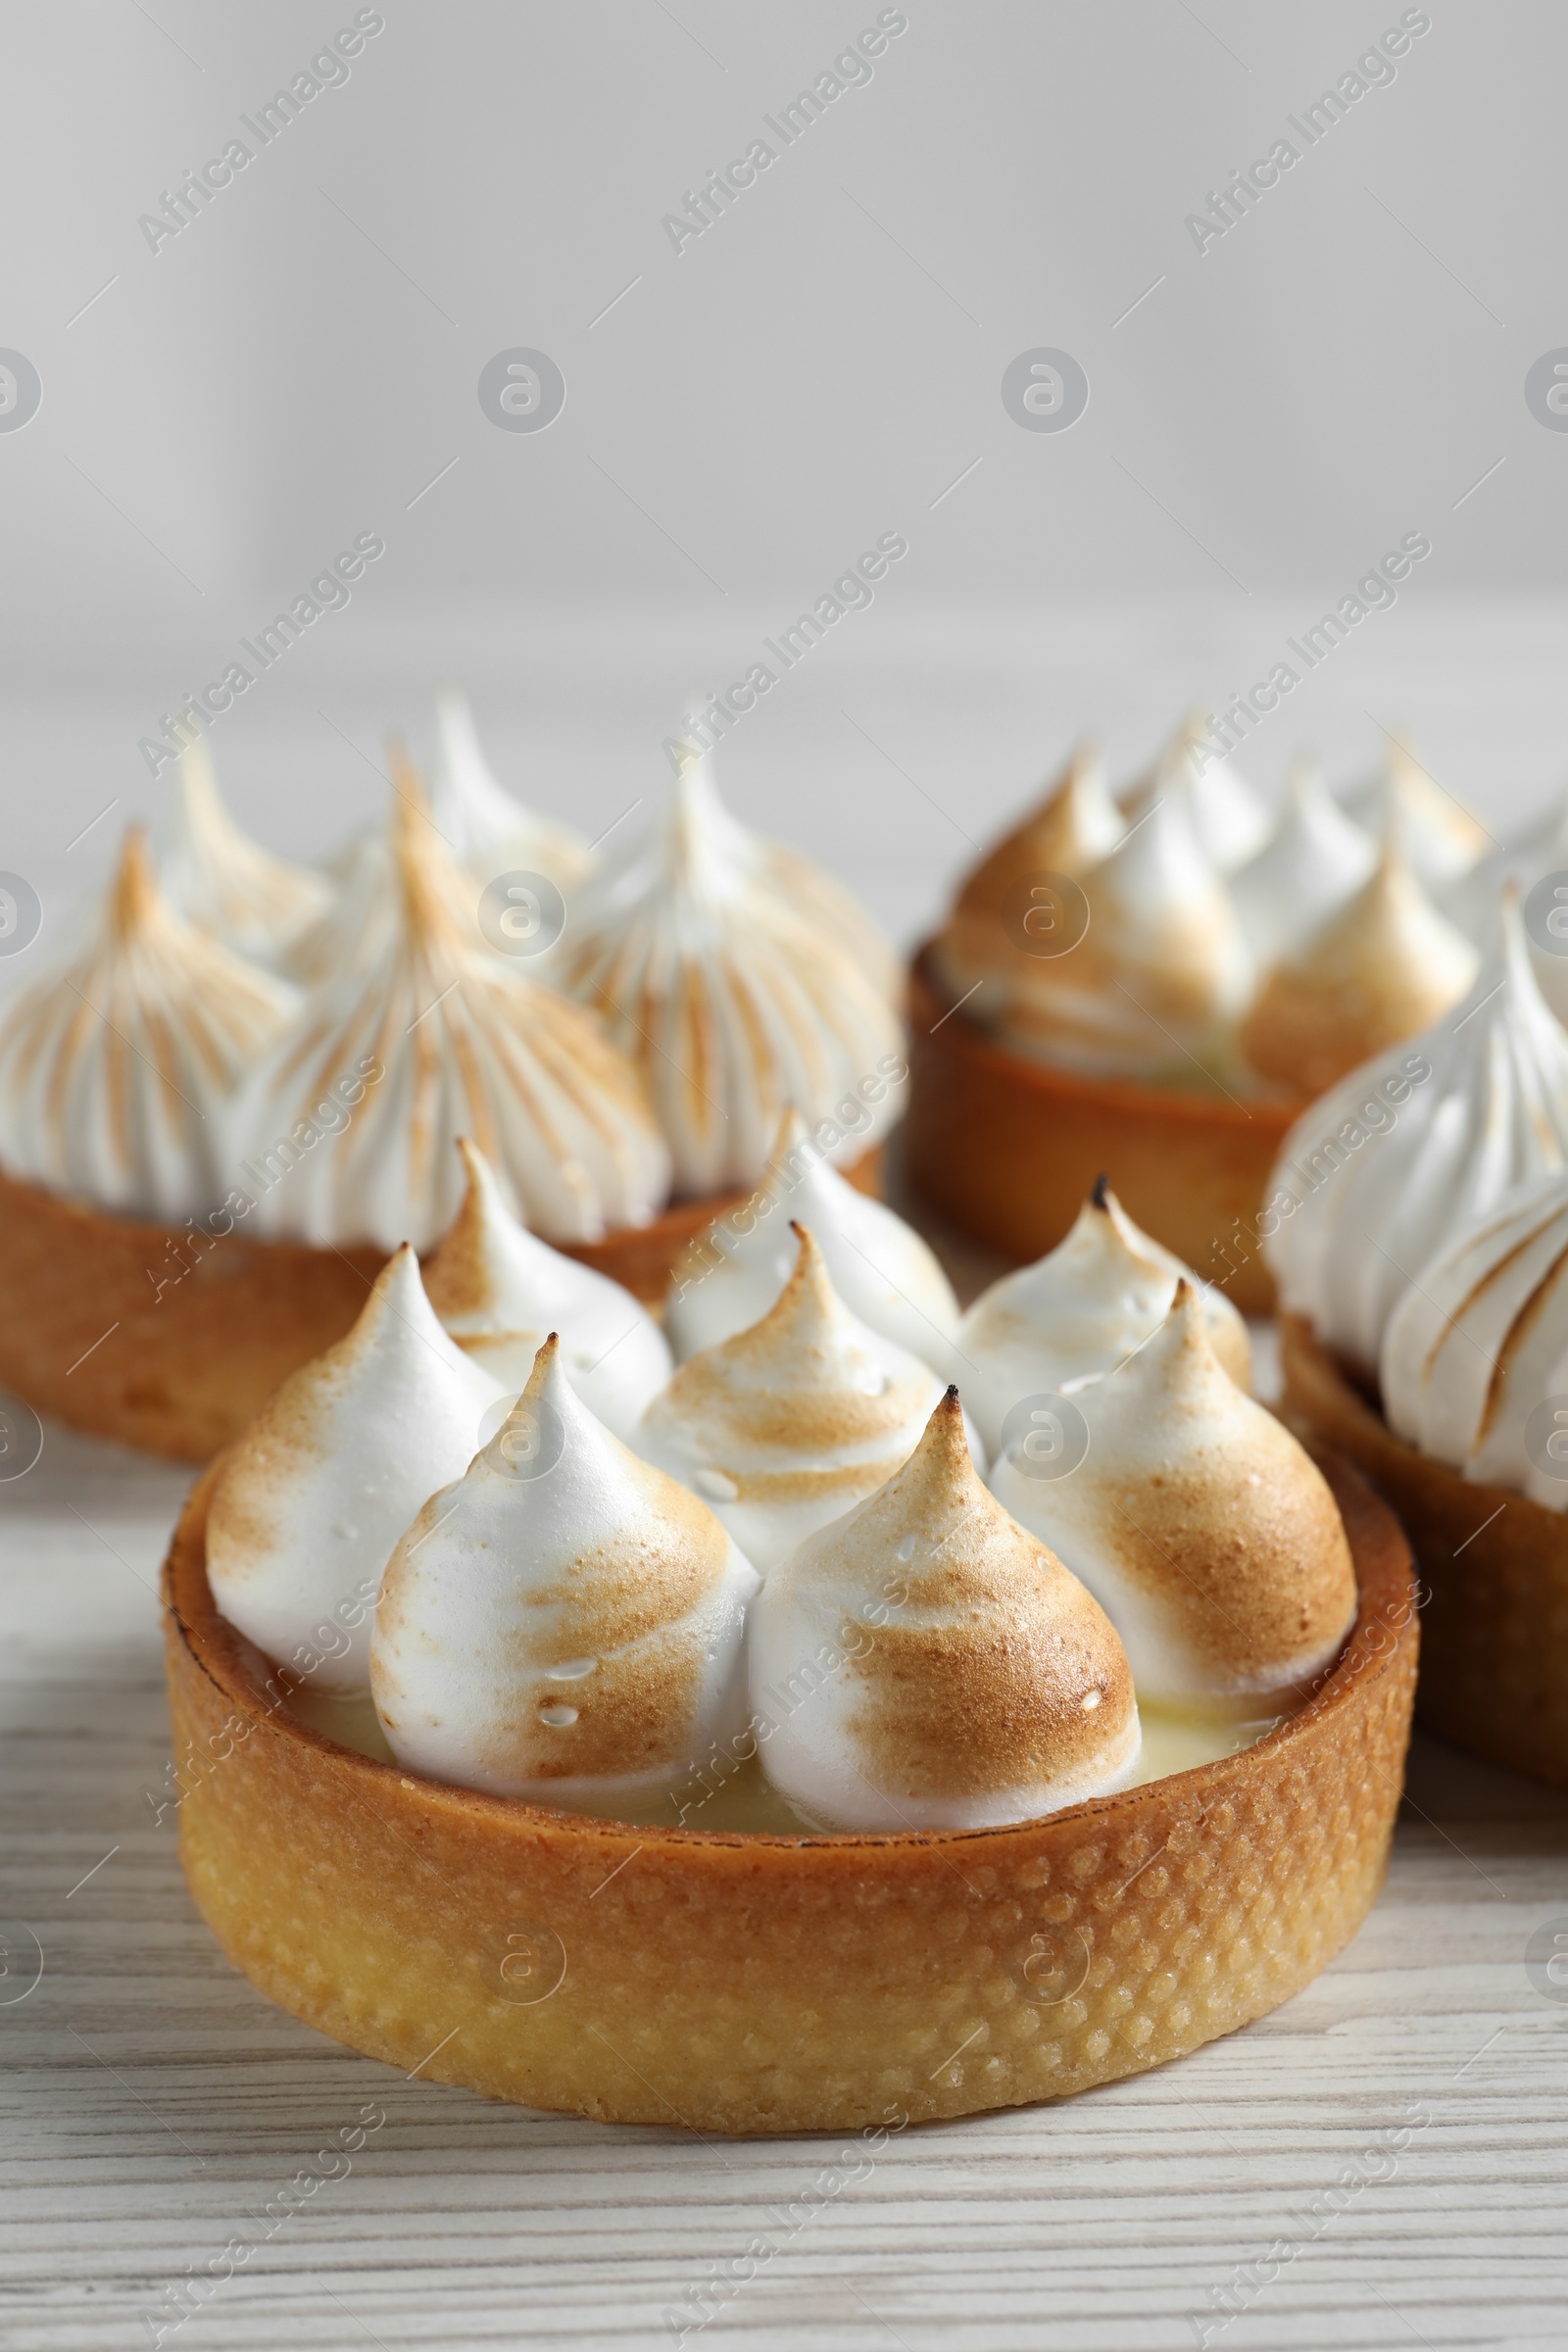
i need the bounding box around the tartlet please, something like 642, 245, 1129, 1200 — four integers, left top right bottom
906, 725, 1482, 1317
0, 721, 897, 1460
164, 1445, 1414, 2133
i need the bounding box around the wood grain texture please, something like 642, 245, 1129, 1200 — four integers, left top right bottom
3, 1422, 1568, 2349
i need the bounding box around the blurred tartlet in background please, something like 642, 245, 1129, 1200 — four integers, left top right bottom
0, 704, 901, 1458
906, 716, 1483, 1314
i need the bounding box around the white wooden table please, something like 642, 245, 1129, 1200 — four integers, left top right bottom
4, 1215, 1568, 2352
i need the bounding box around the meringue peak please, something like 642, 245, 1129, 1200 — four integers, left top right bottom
369, 1330, 760, 1802
111, 823, 160, 937
988, 774, 1252, 1077
1122, 712, 1269, 872
427, 688, 594, 894
989, 1279, 1356, 1711
750, 1382, 1140, 1830
0, 822, 298, 1219
637, 1220, 953, 1576
1229, 755, 1376, 961
422, 1138, 672, 1439
224, 757, 669, 1252
553, 754, 904, 1196
1239, 830, 1478, 1095
665, 1107, 959, 1373
1265, 878, 1568, 1372
158, 737, 333, 966
206, 1243, 506, 1690
956, 1180, 1250, 1453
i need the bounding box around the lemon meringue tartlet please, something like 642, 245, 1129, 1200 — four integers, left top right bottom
0, 736, 891, 1459
909, 720, 1485, 1316
1273, 897, 1568, 1783
164, 1218, 1414, 2132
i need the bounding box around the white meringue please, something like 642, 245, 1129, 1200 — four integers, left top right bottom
207, 1245, 505, 1690
956, 1178, 1250, 1458
930, 743, 1125, 1024
225, 760, 670, 1251
1347, 733, 1489, 890
750, 1388, 1139, 1831
995, 757, 1252, 1078
1121, 713, 1270, 873
1380, 1171, 1568, 1507
285, 820, 397, 990
370, 1336, 760, 1804
1239, 834, 1479, 1096
1264, 894, 1568, 1375
428, 689, 596, 893
157, 737, 333, 967
638, 1222, 959, 1577
666, 734, 900, 1000
423, 1137, 670, 1441
1446, 786, 1568, 1026
0, 828, 297, 1220
665, 1110, 959, 1374
990, 1283, 1356, 1714
549, 749, 904, 1197
1229, 756, 1377, 963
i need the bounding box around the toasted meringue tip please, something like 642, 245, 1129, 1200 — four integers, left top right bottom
110, 823, 161, 931
1091, 1171, 1111, 1211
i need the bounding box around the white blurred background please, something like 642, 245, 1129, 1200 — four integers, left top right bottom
2, 0, 1564, 953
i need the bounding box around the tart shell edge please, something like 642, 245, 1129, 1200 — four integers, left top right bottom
163, 1447, 1416, 2135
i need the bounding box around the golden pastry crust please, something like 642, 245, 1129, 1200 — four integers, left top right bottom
0, 1148, 882, 1461
164, 1447, 1415, 2134
905, 948, 1295, 1316
1280, 1312, 1568, 1786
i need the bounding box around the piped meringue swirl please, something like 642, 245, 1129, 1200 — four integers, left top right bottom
428, 689, 596, 892
988, 747, 1252, 1079
1229, 756, 1376, 963
550, 749, 904, 1196
1264, 893, 1568, 1375
225, 756, 670, 1250
990, 1283, 1356, 1715
1381, 1171, 1568, 1508
930, 743, 1124, 1024
750, 1388, 1139, 1830
637, 1222, 957, 1577
666, 1109, 959, 1373
157, 737, 333, 968
956, 1178, 1250, 1457
0, 827, 298, 1219
422, 1136, 670, 1440
1240, 835, 1478, 1096
208, 1245, 505, 1689
370, 1335, 760, 1802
